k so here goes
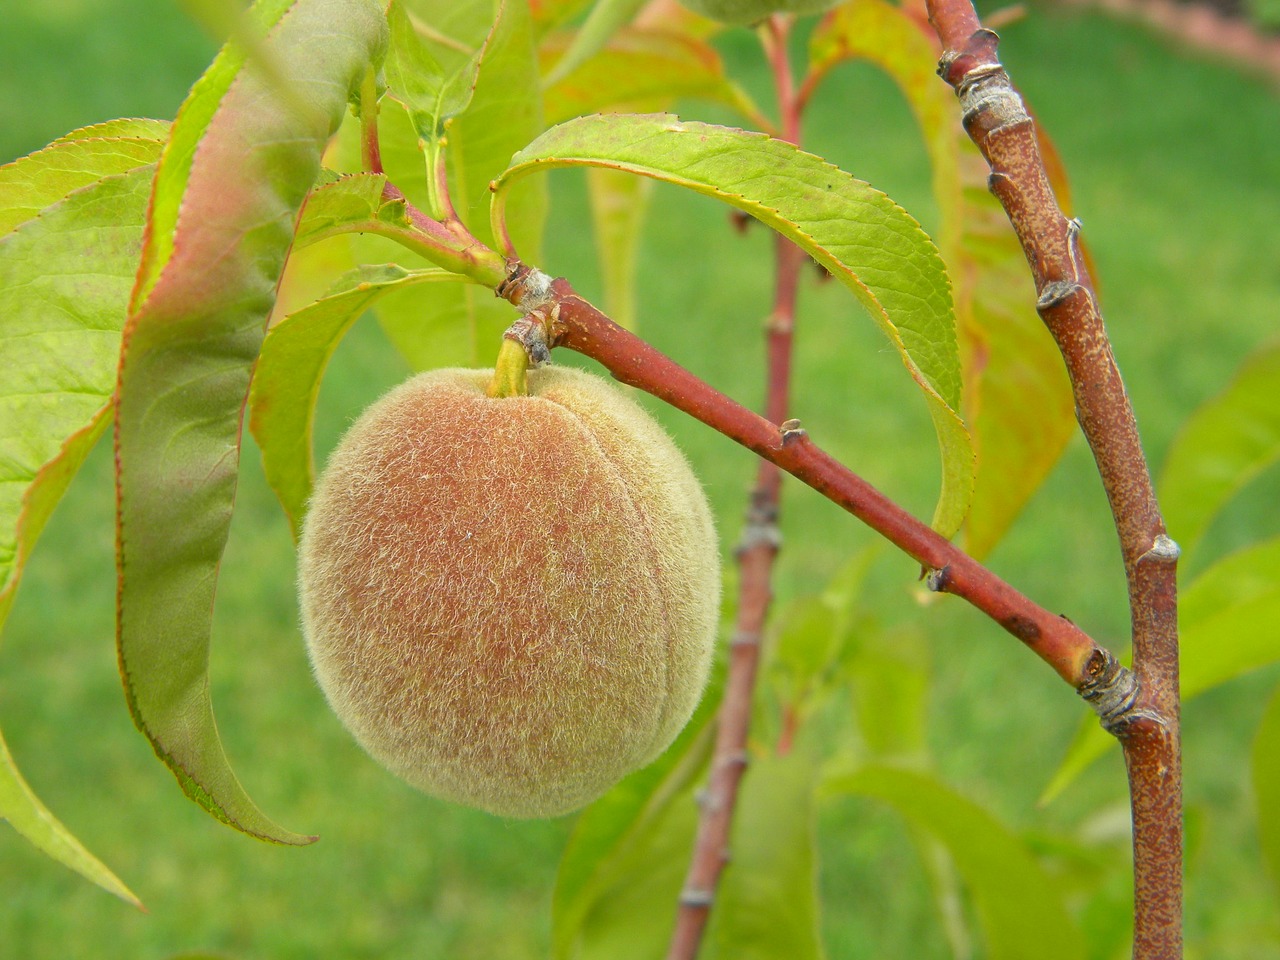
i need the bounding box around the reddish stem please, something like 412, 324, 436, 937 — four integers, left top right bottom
776, 702, 799, 758
922, 3, 1181, 956
666, 19, 806, 959
358, 69, 383, 175
499, 265, 1119, 691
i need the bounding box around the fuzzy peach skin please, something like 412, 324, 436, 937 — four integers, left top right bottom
298, 366, 720, 818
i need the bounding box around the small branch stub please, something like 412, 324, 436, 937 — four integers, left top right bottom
1140, 535, 1181, 564
1077, 648, 1163, 734
735, 490, 782, 557
497, 259, 556, 313
779, 418, 807, 445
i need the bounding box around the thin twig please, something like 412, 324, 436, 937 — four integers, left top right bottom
922, 3, 1181, 956
665, 21, 808, 959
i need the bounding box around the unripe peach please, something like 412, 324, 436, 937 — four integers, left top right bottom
298, 366, 720, 818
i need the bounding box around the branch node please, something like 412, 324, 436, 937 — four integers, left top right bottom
721, 750, 750, 770
1140, 534, 1181, 564
956, 66, 1027, 132
780, 418, 807, 444
1036, 280, 1082, 311
497, 259, 555, 311
926, 564, 952, 593
680, 887, 716, 909
1077, 648, 1157, 733
956, 61, 1004, 99
735, 520, 782, 556
728, 630, 760, 649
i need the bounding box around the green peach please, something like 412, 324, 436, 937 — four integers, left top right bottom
298, 366, 720, 818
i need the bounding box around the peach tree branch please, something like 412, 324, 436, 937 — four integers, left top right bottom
664, 18, 810, 960
921, 2, 1181, 956
497, 261, 1132, 698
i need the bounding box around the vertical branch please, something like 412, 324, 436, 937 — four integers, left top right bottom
358, 67, 383, 175
922, 3, 1182, 957
666, 15, 806, 960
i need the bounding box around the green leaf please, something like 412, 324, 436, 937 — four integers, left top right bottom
324, 0, 544, 369
0, 728, 141, 907
114, 0, 387, 844
1160, 340, 1280, 555
1, 164, 153, 636
542, 0, 652, 86
769, 548, 879, 701
1044, 534, 1280, 803
542, 28, 752, 124
0, 131, 166, 236
586, 168, 650, 332
249, 263, 459, 536
293, 172, 405, 247
846, 628, 931, 760
827, 765, 1085, 960
398, 0, 547, 257
705, 754, 825, 960
769, 596, 840, 707
1253, 681, 1280, 893
54, 118, 173, 143
493, 114, 972, 536
330, 0, 545, 368
811, 0, 1072, 557
542, 30, 760, 335
385, 0, 479, 140
0, 165, 156, 904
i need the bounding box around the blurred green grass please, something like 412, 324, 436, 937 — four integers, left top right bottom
2, 1, 1279, 957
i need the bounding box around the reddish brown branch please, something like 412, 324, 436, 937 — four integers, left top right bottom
923, 3, 1181, 956
358, 69, 383, 175
666, 21, 807, 957
499, 263, 1122, 693
667, 514, 776, 960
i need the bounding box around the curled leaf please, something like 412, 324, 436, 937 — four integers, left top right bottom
114, 0, 388, 843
